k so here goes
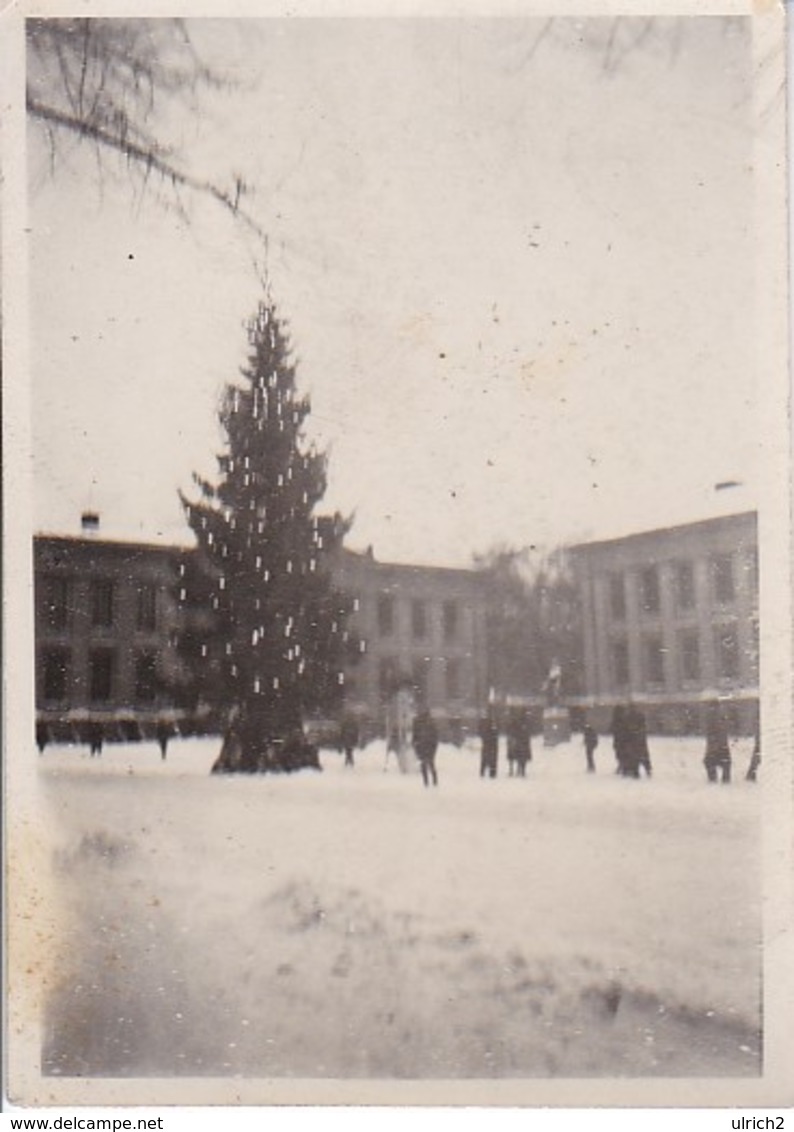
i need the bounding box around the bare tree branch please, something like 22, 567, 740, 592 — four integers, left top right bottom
27, 93, 269, 243
27, 17, 270, 251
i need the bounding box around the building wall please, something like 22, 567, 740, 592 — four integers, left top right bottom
35, 535, 184, 740
330, 549, 489, 736
571, 512, 759, 734
34, 536, 489, 742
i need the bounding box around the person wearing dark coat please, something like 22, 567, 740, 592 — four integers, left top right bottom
87, 720, 104, 758
339, 714, 360, 767
583, 722, 599, 773
156, 721, 172, 761
507, 709, 532, 777
610, 705, 628, 775
412, 708, 439, 787
479, 711, 499, 779
704, 700, 731, 784
624, 703, 651, 778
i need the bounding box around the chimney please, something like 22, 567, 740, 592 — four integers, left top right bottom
81, 511, 100, 535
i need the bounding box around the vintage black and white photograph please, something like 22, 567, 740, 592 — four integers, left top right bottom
3, 1, 793, 1110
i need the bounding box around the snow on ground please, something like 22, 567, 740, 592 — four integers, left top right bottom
36, 733, 761, 1079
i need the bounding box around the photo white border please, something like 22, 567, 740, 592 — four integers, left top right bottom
2, 0, 792, 1111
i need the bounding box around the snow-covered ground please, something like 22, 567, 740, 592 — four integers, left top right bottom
36, 733, 761, 1079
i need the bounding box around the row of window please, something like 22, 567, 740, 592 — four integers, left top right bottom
377, 655, 463, 701
609, 620, 757, 688
40, 647, 160, 705
40, 576, 159, 633
42, 578, 463, 649
375, 595, 460, 643
608, 551, 758, 622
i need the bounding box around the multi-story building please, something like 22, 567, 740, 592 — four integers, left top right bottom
33, 529, 489, 744
34, 529, 187, 743
570, 511, 759, 734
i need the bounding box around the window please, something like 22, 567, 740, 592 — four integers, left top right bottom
42, 648, 70, 702
715, 623, 740, 680
379, 657, 398, 699
611, 639, 629, 688
135, 652, 158, 703
609, 574, 626, 620
445, 658, 461, 700
89, 649, 115, 702
677, 628, 700, 683
377, 594, 394, 636
91, 579, 115, 627
674, 561, 695, 613
746, 548, 759, 596
639, 566, 660, 615
411, 599, 427, 640
712, 554, 735, 605
443, 601, 458, 643
412, 656, 430, 700
137, 584, 157, 631
643, 634, 665, 685
41, 575, 70, 631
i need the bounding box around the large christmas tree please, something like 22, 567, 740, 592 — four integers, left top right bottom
180, 297, 355, 772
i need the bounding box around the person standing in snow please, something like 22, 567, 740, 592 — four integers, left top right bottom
339, 713, 360, 768
507, 708, 531, 777
703, 699, 732, 784
87, 720, 104, 758
412, 706, 439, 787
36, 722, 49, 754
479, 710, 500, 778
624, 702, 652, 778
156, 720, 172, 761
583, 720, 599, 773
610, 705, 628, 775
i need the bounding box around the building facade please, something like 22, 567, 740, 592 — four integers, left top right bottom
332, 548, 488, 738
570, 511, 759, 734
34, 533, 187, 743
33, 534, 489, 744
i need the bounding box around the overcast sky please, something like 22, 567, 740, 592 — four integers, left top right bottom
29, 16, 759, 567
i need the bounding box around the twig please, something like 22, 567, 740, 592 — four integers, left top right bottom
28, 94, 269, 243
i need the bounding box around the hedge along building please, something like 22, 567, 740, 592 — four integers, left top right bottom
569, 510, 759, 735
33, 524, 489, 745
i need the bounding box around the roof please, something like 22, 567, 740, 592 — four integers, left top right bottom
35, 532, 194, 558
339, 545, 480, 581
568, 510, 757, 555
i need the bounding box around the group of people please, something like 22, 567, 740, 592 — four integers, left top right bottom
336, 699, 761, 789
412, 706, 534, 787
604, 699, 760, 784
412, 704, 533, 788
38, 719, 177, 759
414, 697, 756, 787
478, 709, 532, 779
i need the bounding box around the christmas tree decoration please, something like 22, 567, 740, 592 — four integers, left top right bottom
180, 295, 356, 772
